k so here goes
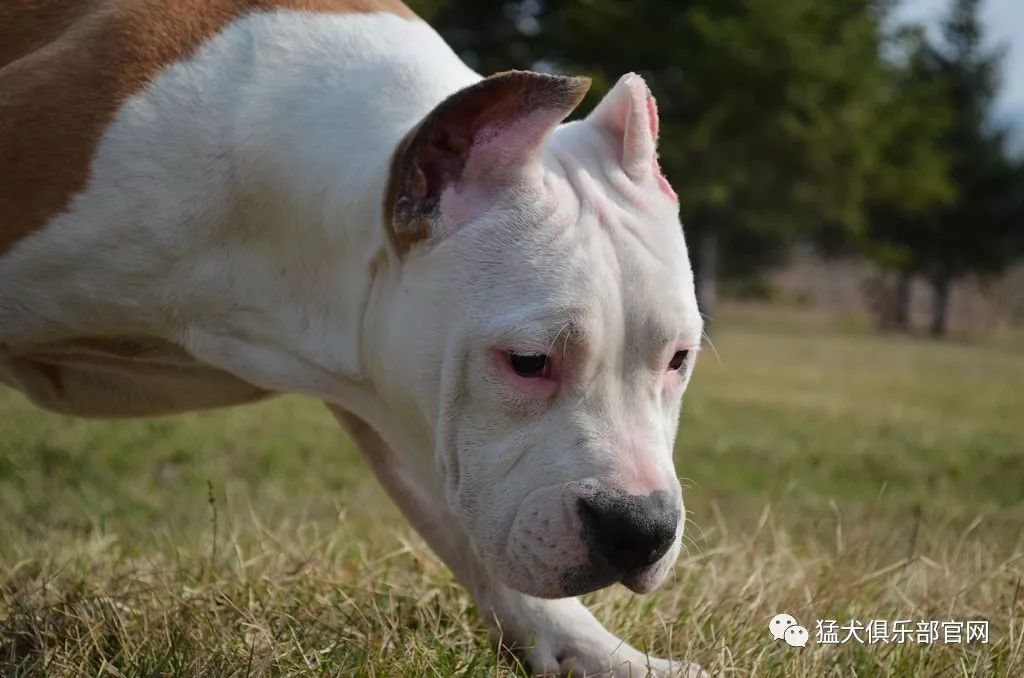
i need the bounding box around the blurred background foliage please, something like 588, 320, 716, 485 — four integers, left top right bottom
409, 0, 1024, 337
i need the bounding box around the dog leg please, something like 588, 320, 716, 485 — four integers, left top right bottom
328, 406, 703, 677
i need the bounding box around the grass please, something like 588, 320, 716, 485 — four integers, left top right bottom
1, 305, 1022, 676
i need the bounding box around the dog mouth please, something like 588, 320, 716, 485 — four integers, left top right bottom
553, 559, 670, 597
556, 562, 621, 598
496, 535, 677, 599
619, 562, 668, 594
496, 484, 681, 598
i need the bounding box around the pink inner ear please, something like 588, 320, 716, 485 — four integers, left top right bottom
646, 93, 660, 140
645, 92, 677, 202
439, 109, 556, 229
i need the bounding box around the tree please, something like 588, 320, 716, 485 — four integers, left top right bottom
865, 0, 1024, 336
863, 26, 956, 331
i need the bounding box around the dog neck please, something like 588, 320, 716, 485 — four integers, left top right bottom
0, 11, 476, 431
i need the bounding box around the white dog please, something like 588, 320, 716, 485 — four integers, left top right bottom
0, 2, 703, 675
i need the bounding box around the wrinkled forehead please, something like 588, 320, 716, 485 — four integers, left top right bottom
462, 138, 701, 346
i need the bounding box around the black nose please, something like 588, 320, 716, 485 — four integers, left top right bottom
578, 490, 679, 572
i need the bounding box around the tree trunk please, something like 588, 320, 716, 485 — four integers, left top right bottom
894, 271, 912, 331
929, 272, 952, 337
694, 225, 718, 333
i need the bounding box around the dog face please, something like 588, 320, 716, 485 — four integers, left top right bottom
378, 72, 701, 598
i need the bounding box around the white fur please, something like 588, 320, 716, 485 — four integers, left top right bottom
0, 11, 703, 676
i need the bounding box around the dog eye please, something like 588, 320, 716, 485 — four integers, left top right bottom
668, 349, 689, 371
509, 352, 549, 377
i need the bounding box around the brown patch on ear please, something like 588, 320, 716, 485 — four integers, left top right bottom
0, 0, 416, 256
384, 70, 591, 252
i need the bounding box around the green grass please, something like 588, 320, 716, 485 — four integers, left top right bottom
2, 307, 1022, 676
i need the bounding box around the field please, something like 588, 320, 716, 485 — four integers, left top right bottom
2, 307, 1022, 676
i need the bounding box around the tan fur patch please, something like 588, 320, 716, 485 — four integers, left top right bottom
0, 0, 416, 255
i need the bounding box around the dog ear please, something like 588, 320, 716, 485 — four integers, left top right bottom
587, 73, 675, 199
385, 70, 591, 251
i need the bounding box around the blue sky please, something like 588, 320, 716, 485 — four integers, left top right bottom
892, 0, 1023, 133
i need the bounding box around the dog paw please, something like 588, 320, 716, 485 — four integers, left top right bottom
525, 636, 705, 677
484, 591, 704, 677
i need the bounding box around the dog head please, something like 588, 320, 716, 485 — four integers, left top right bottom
375, 71, 701, 598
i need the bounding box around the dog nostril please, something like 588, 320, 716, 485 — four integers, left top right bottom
578, 491, 679, 573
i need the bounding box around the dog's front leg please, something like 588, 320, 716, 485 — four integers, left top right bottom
476, 583, 706, 677
329, 407, 702, 677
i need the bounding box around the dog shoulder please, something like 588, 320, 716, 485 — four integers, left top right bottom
0, 0, 419, 256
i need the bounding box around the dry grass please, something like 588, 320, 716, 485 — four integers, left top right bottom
2, 307, 1022, 676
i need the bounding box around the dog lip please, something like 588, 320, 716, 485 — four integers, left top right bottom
619, 569, 652, 594
557, 561, 658, 597
557, 563, 619, 597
